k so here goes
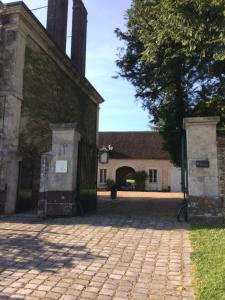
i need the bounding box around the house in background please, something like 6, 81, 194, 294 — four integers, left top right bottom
98, 132, 181, 192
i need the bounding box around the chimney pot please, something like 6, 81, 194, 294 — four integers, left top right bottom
47, 0, 68, 53
71, 0, 87, 76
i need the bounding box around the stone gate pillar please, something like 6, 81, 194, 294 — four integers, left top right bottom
0, 6, 26, 214
38, 123, 80, 217
184, 117, 223, 223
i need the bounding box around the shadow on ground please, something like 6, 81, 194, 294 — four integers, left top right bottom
0, 195, 188, 274
97, 194, 183, 217
0, 194, 186, 229
0, 228, 107, 273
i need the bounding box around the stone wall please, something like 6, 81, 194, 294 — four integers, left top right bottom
0, 3, 103, 214
19, 36, 98, 207
217, 134, 225, 213
22, 37, 98, 149
0, 7, 26, 214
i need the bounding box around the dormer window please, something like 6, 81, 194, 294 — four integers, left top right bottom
99, 151, 109, 164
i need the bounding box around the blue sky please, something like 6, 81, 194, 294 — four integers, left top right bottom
5, 0, 150, 131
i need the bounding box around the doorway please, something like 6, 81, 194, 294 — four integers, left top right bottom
116, 166, 135, 190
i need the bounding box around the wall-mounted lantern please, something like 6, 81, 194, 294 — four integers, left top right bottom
99, 149, 109, 164
99, 145, 113, 164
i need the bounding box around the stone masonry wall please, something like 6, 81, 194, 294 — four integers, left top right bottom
0, 9, 25, 214
217, 134, 225, 213
19, 36, 98, 207
0, 3, 102, 214
22, 36, 97, 152
0, 13, 9, 208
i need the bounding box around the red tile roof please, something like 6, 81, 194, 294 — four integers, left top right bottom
98, 132, 170, 160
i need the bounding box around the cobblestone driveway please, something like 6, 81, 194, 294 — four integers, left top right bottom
0, 193, 195, 300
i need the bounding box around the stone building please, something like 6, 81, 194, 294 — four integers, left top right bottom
98, 132, 181, 192
0, 0, 104, 215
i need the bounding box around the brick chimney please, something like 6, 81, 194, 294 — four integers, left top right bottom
71, 0, 87, 76
47, 0, 68, 52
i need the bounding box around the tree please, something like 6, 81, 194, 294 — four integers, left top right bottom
134, 171, 147, 191
115, 0, 225, 166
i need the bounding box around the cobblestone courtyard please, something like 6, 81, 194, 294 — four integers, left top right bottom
0, 193, 195, 300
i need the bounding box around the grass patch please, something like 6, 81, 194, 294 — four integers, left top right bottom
190, 225, 225, 300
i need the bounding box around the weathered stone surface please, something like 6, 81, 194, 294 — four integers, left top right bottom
217, 134, 225, 216
47, 0, 68, 52
184, 117, 223, 223
0, 9, 25, 214
45, 191, 76, 204
71, 0, 87, 75
39, 193, 77, 217
0, 191, 6, 213
184, 117, 220, 197
20, 33, 98, 211
38, 126, 80, 217
22, 37, 97, 148
0, 196, 195, 299
0, 2, 103, 214
188, 196, 224, 224
46, 202, 74, 216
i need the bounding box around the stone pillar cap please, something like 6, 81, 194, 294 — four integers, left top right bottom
183, 116, 220, 129
50, 123, 78, 130
50, 123, 84, 136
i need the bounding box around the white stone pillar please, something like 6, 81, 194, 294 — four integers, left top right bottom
38, 123, 81, 217
184, 117, 223, 223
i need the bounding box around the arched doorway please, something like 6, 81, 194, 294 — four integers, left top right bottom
116, 166, 135, 190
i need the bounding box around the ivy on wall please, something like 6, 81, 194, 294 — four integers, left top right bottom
20, 37, 97, 161
18, 37, 98, 196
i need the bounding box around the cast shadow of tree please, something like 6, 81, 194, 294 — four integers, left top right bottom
0, 227, 107, 273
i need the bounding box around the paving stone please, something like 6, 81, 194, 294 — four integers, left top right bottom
60, 295, 78, 300
66, 289, 82, 297
38, 285, 52, 291
25, 296, 40, 300
10, 295, 25, 299
45, 291, 62, 299
80, 291, 98, 299
70, 283, 85, 291
52, 286, 67, 294
2, 287, 17, 294
17, 288, 33, 295
32, 290, 47, 297
96, 295, 112, 300
0, 195, 195, 299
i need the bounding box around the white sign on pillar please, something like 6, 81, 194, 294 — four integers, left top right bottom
55, 160, 68, 173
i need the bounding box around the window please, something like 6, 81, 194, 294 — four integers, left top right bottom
149, 169, 157, 183
100, 169, 107, 184
99, 152, 108, 164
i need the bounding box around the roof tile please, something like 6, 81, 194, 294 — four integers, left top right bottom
98, 132, 170, 160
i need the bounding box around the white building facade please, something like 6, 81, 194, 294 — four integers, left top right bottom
98, 132, 181, 192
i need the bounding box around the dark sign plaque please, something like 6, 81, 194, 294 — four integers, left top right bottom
196, 160, 210, 168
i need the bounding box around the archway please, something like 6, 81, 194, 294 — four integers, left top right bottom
116, 166, 135, 190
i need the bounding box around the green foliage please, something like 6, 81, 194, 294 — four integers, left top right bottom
115, 0, 225, 166
191, 225, 225, 299
106, 179, 117, 191
134, 171, 147, 191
